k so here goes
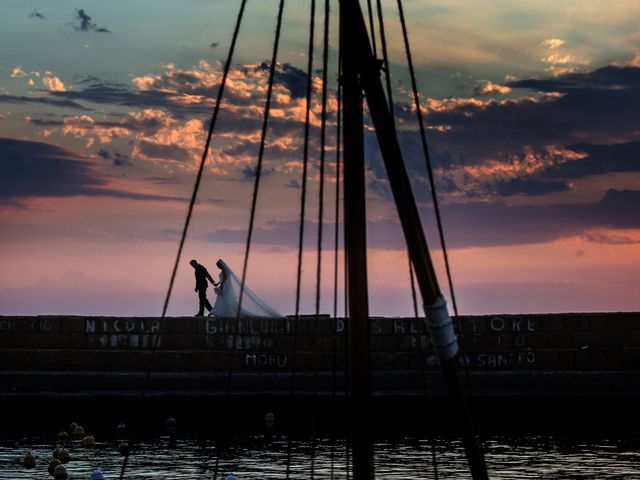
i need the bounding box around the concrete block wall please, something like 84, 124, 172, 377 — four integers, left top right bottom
1, 312, 639, 374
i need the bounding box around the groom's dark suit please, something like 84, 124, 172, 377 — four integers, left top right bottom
194, 263, 215, 316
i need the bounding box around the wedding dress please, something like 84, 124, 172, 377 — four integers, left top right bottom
208, 259, 284, 318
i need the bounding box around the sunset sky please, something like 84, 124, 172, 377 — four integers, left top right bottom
1, 0, 639, 317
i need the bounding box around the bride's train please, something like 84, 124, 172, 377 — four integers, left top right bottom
209, 259, 283, 318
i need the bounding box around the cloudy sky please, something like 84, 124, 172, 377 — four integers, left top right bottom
1, 0, 639, 317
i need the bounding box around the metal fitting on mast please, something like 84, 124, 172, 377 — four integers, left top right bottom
425, 295, 458, 361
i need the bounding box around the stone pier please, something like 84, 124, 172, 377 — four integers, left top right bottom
1, 312, 639, 433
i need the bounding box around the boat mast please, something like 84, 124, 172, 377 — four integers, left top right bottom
340, 0, 374, 477
339, 0, 488, 478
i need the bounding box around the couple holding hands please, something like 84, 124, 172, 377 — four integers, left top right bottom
189, 259, 282, 318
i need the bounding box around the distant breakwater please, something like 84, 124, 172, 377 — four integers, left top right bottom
1, 312, 639, 434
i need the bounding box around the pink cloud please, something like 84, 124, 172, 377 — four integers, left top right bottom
541, 38, 566, 50
474, 81, 511, 96
11, 66, 28, 78
43, 75, 66, 92
63, 115, 131, 147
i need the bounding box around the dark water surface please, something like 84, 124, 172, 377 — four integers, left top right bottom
3, 435, 640, 479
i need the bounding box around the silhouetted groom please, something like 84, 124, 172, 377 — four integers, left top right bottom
190, 259, 217, 316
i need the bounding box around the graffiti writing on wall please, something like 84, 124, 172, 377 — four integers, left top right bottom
85, 318, 160, 349
205, 335, 275, 350
245, 353, 288, 368
206, 318, 291, 335
0, 318, 52, 332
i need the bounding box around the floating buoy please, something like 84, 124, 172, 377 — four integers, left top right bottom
68, 421, 77, 433
118, 441, 130, 457
73, 425, 85, 438
22, 451, 36, 468
48, 458, 62, 475
90, 468, 105, 480
56, 448, 71, 463
57, 431, 69, 441
82, 434, 96, 448
225, 474, 238, 480
165, 416, 177, 435
53, 464, 69, 480
265, 411, 275, 432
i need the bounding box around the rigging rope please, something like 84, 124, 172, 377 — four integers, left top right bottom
212, 1, 287, 479
396, 0, 476, 474
366, 0, 378, 58
286, 0, 315, 476
395, 0, 462, 337
117, 1, 248, 479
234, 3, 286, 325
373, 0, 419, 319
394, 0, 476, 391
377, 1, 442, 476
331, 29, 343, 480
311, 0, 331, 476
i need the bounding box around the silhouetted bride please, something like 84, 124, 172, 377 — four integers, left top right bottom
209, 259, 283, 318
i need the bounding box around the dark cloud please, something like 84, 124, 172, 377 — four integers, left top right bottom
439, 189, 640, 248
0, 138, 184, 205
112, 153, 132, 167
363, 129, 457, 203
96, 149, 133, 167
137, 141, 191, 162
145, 176, 183, 185
71, 9, 111, 33
487, 140, 640, 197
28, 10, 45, 20
30, 116, 144, 132
0, 137, 104, 200
507, 66, 640, 92
407, 65, 640, 166
492, 177, 570, 196
206, 189, 640, 249
75, 74, 102, 85
241, 166, 275, 180
0, 94, 91, 111
50, 83, 209, 117
543, 140, 640, 179
28, 118, 63, 127
372, 64, 640, 201
256, 62, 309, 99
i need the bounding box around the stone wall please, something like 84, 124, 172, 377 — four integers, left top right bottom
1, 312, 639, 373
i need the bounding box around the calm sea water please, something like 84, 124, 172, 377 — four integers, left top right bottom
3, 435, 640, 479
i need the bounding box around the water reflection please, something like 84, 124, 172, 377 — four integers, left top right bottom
2, 435, 639, 479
